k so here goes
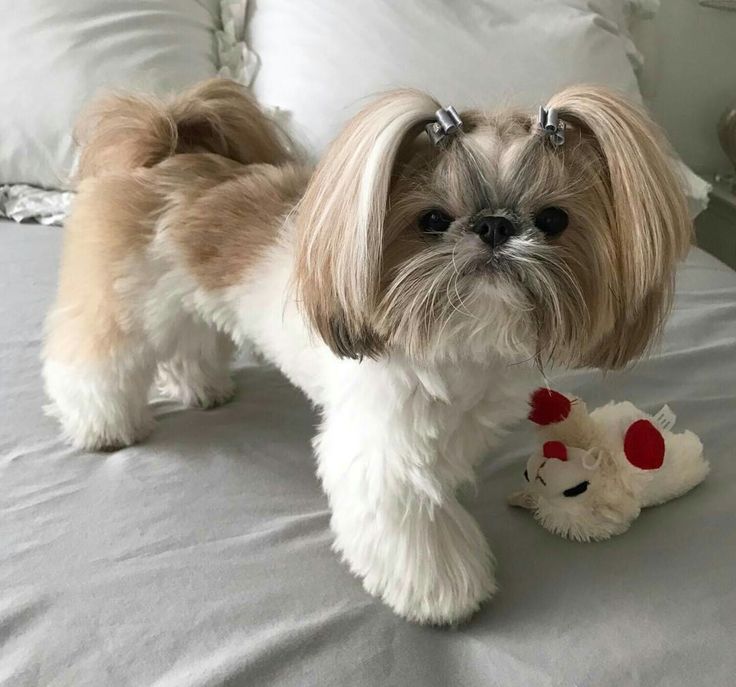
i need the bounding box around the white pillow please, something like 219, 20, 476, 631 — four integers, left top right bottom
246, 0, 708, 215
247, 0, 646, 156
0, 0, 223, 190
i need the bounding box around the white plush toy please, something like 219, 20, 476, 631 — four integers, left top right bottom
508, 388, 710, 541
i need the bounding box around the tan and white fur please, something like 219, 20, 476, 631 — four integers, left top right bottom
43, 79, 691, 624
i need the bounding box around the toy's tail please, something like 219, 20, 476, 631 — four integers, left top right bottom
74, 78, 290, 183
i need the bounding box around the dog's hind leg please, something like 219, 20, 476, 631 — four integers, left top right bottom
42, 175, 161, 451
42, 276, 157, 452
43, 342, 157, 452
155, 318, 235, 409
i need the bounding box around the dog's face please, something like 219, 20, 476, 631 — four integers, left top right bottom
296, 87, 691, 368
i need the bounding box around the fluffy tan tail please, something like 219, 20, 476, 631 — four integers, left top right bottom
74, 78, 290, 182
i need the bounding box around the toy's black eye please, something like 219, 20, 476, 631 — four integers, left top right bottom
418, 209, 453, 234
523, 469, 529, 482
563, 481, 589, 497
534, 207, 568, 236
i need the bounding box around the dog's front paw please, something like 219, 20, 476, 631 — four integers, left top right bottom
340, 500, 496, 625
374, 549, 496, 626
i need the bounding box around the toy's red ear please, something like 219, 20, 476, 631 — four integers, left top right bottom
529, 388, 572, 425
624, 420, 665, 470
543, 440, 568, 461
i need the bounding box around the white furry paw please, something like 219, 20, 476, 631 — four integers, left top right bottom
156, 366, 235, 409
43, 359, 154, 451
371, 549, 496, 626
64, 411, 152, 451
337, 500, 496, 625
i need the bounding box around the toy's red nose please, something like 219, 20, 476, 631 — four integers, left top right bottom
543, 440, 568, 461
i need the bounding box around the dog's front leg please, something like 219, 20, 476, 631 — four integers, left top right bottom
314, 373, 496, 625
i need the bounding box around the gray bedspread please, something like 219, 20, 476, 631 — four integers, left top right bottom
1, 220, 735, 687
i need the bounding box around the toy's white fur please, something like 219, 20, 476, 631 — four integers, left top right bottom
43, 80, 692, 624
510, 396, 710, 541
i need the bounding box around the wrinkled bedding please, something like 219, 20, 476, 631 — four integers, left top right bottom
1, 220, 735, 687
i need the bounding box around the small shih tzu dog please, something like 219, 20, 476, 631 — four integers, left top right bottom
43, 79, 691, 624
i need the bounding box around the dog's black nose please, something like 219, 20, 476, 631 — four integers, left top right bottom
471, 215, 517, 249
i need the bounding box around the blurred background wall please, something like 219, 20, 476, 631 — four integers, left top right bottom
634, 0, 736, 175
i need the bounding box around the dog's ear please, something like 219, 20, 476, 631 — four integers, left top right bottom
294, 90, 440, 359
545, 86, 692, 369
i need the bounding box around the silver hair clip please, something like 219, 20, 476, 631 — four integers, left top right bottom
425, 106, 463, 146
538, 106, 565, 147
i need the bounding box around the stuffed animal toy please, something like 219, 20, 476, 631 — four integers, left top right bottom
508, 388, 709, 541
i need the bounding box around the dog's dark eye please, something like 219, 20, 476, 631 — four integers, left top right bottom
523, 469, 529, 482
563, 481, 589, 497
534, 207, 568, 236
418, 209, 453, 233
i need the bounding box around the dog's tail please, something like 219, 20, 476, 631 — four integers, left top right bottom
74, 78, 291, 182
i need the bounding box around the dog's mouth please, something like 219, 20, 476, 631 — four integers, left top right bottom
463, 247, 518, 281
447, 233, 515, 275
